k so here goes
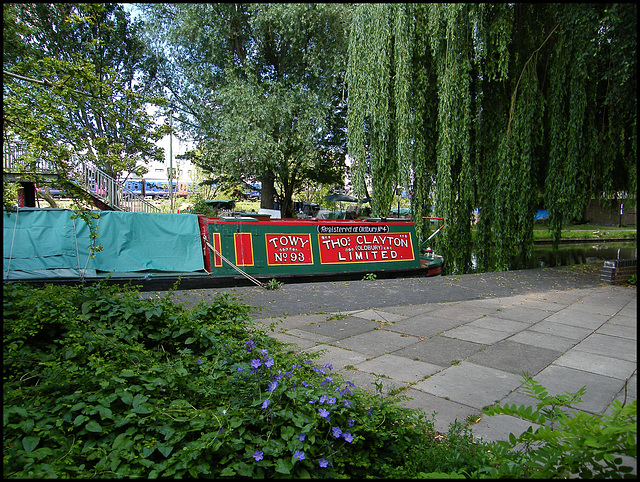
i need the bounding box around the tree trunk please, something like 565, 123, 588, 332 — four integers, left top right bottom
36, 185, 58, 208
260, 172, 276, 210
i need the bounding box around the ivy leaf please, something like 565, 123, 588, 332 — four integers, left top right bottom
85, 420, 102, 433
275, 458, 292, 474
157, 444, 173, 458
219, 467, 236, 477
22, 436, 40, 453
98, 406, 113, 420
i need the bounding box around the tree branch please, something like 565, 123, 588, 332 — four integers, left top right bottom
3, 69, 100, 98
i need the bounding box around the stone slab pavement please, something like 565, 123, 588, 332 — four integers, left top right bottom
154, 266, 637, 473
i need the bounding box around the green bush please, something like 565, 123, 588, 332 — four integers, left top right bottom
475, 373, 637, 478
3, 282, 485, 478
7, 283, 633, 478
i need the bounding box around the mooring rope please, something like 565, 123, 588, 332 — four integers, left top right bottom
204, 239, 267, 289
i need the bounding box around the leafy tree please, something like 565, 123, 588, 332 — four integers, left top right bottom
3, 3, 168, 212
139, 3, 350, 217
347, 3, 636, 274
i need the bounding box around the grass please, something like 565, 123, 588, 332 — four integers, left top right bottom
532, 224, 637, 242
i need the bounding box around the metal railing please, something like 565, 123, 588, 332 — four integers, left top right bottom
3, 143, 160, 213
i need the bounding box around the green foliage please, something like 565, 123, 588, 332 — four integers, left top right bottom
362, 273, 377, 281
3, 282, 489, 478
347, 3, 637, 274
266, 278, 284, 291
3, 4, 167, 181
476, 373, 637, 478
140, 4, 350, 216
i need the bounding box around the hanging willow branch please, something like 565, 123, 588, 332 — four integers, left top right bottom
506, 23, 560, 137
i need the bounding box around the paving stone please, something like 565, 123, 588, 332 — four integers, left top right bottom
442, 325, 511, 345
527, 319, 593, 341
392, 336, 485, 366
532, 365, 628, 414
508, 330, 578, 352
569, 295, 631, 316
491, 305, 553, 323
284, 328, 336, 344
605, 313, 637, 328
516, 297, 567, 312
471, 414, 542, 444
427, 302, 492, 323
468, 316, 531, 333
303, 344, 368, 370
385, 314, 466, 338
301, 315, 379, 340
412, 362, 523, 410
381, 303, 445, 317
269, 332, 319, 350
349, 309, 407, 323
554, 349, 637, 380
354, 354, 444, 384
543, 308, 610, 330
332, 329, 421, 357
256, 313, 332, 331
393, 388, 481, 435
595, 320, 636, 340
468, 339, 561, 376
336, 367, 406, 397
573, 333, 637, 362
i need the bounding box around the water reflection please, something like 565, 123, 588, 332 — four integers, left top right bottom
471, 242, 637, 272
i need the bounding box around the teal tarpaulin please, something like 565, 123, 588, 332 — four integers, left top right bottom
3, 209, 205, 279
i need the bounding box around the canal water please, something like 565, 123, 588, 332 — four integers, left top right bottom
471, 242, 636, 271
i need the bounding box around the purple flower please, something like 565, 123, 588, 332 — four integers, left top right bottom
261, 349, 269, 356
340, 387, 352, 396
265, 357, 275, 368
267, 381, 278, 392
196, 357, 204, 365
332, 426, 342, 438
262, 399, 271, 409
237, 367, 244, 372
323, 363, 333, 371
298, 433, 306, 442
342, 432, 354, 443
251, 359, 262, 369
346, 381, 355, 388
343, 399, 351, 407
245, 339, 256, 351
293, 450, 305, 461
325, 376, 333, 383
318, 408, 330, 420
319, 458, 329, 468
302, 380, 312, 388
319, 395, 328, 404
253, 450, 263, 461
348, 419, 355, 427
327, 397, 336, 405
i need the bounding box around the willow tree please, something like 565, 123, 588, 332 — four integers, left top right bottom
347, 4, 437, 242
347, 3, 636, 275
347, 3, 483, 274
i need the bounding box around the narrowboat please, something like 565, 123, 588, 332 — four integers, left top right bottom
2, 208, 444, 290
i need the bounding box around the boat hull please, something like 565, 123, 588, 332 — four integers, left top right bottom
198, 215, 443, 281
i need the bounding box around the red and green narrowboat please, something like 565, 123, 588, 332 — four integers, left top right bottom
197, 214, 444, 285
3, 208, 444, 290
